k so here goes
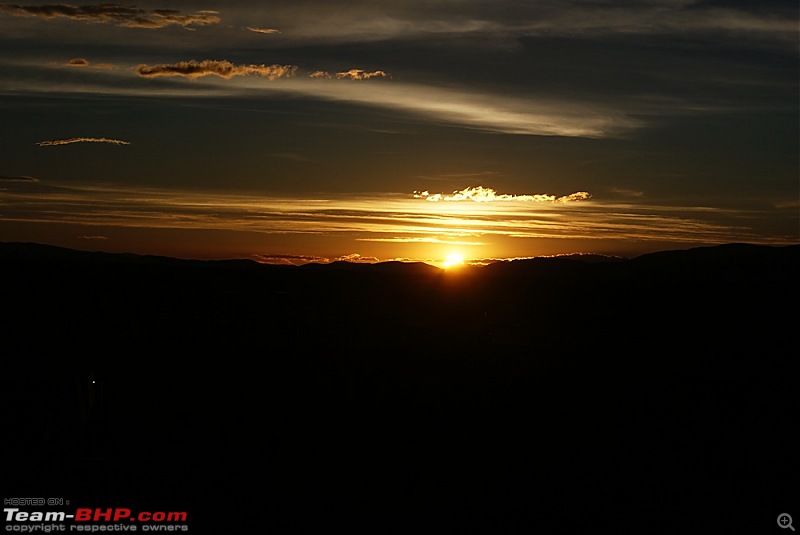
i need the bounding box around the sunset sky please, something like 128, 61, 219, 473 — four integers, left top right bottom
0, 0, 797, 267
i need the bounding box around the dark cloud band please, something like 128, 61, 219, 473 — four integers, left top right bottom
0, 3, 220, 28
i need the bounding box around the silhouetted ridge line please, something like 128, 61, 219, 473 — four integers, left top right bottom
625, 242, 800, 281
0, 241, 272, 267
299, 259, 442, 274
3, 241, 797, 273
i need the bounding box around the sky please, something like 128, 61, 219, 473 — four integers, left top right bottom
0, 0, 797, 267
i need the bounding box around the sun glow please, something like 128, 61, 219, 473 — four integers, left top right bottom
443, 253, 465, 268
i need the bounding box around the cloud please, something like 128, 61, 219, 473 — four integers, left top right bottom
220, 2, 796, 47
0, 174, 38, 182
308, 69, 390, 80
37, 137, 130, 146
358, 236, 485, 247
611, 187, 645, 198
1, 183, 795, 251
336, 69, 389, 80
0, 4, 220, 29
414, 186, 592, 203
336, 253, 379, 263
308, 70, 332, 79
77, 235, 110, 240
774, 199, 800, 210
62, 58, 117, 69
135, 60, 297, 80
253, 253, 329, 266
246, 26, 279, 34
11, 58, 640, 137
556, 192, 592, 203
271, 78, 636, 137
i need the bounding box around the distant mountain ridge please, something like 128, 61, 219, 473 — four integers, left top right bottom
2, 240, 797, 271
3, 240, 797, 359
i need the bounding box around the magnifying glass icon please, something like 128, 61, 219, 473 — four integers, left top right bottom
778, 513, 795, 531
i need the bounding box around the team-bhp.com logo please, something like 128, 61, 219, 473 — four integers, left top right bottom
4, 505, 189, 531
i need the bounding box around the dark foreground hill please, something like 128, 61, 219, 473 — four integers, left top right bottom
2, 242, 798, 534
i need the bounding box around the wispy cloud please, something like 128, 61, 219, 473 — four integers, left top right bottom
62, 57, 117, 69
307, 69, 390, 80
0, 4, 220, 29
336, 253, 380, 263
336, 69, 390, 80
308, 70, 332, 79
135, 60, 297, 80
253, 253, 329, 266
0, 174, 38, 182
358, 236, 485, 246
77, 235, 110, 240
227, 77, 638, 137
228, 2, 796, 47
557, 192, 593, 203
246, 26, 280, 34
414, 186, 591, 203
610, 187, 645, 198
37, 137, 130, 146
6, 57, 640, 137
2, 184, 793, 253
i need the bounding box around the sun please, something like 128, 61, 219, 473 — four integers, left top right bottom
443, 253, 465, 269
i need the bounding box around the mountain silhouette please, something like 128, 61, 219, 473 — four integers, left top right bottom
2, 241, 797, 534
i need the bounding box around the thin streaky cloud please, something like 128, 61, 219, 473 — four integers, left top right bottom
358, 236, 485, 246
225, 76, 637, 137
1, 184, 793, 248
236, 3, 796, 47
253, 253, 329, 266
417, 171, 497, 181
77, 235, 110, 240
37, 137, 130, 146
309, 69, 390, 81
774, 199, 800, 210
0, 174, 38, 182
611, 187, 645, 198
5, 58, 642, 138
0, 4, 220, 29
135, 60, 297, 80
247, 26, 280, 34
62, 58, 118, 69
